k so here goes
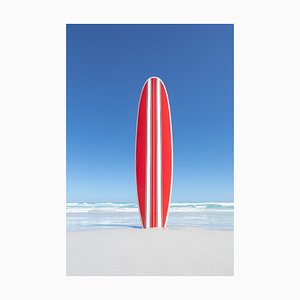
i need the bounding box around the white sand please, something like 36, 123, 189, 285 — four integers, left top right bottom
66, 228, 233, 276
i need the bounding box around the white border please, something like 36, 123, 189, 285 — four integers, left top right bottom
2, 3, 300, 299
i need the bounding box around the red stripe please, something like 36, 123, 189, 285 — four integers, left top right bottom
161, 83, 172, 227
136, 82, 147, 228
151, 78, 157, 227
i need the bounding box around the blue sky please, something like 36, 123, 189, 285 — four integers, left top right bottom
67, 24, 233, 203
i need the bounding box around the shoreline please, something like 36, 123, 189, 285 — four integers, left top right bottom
67, 227, 234, 232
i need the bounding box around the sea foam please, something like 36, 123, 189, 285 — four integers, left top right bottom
66, 202, 234, 231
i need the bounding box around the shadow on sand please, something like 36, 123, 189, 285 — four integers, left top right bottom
87, 224, 143, 229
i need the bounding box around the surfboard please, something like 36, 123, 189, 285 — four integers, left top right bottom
135, 77, 173, 228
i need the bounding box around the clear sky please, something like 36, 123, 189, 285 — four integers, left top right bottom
67, 24, 233, 203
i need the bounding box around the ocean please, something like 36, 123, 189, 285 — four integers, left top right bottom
66, 202, 234, 231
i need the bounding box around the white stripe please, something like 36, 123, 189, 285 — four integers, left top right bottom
156, 79, 162, 227
146, 79, 151, 228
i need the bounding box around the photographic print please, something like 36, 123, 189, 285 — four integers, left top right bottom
66, 24, 234, 275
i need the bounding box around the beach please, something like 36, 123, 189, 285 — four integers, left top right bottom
66, 227, 233, 276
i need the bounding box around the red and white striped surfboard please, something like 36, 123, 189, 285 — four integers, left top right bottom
136, 77, 173, 228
